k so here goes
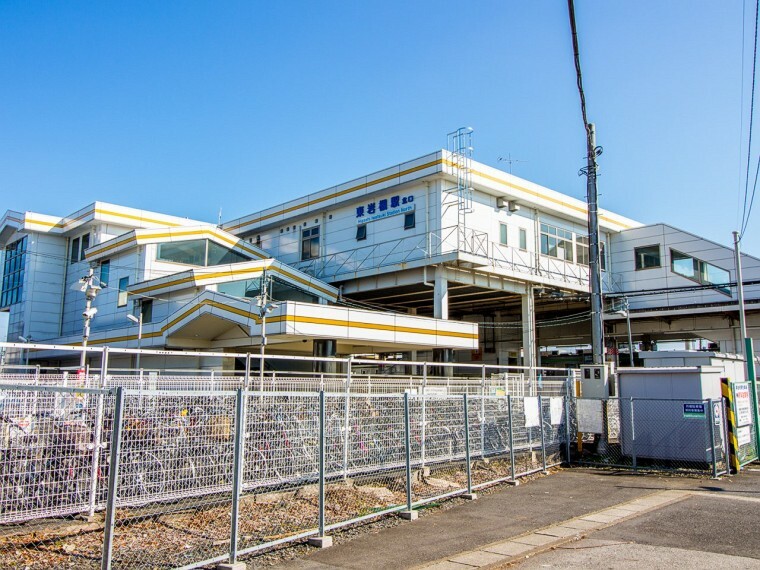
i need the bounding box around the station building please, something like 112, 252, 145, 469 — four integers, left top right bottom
2, 148, 759, 371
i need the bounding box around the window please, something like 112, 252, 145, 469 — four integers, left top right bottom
670, 249, 731, 295
301, 227, 320, 261
207, 241, 248, 265
70, 237, 80, 263
576, 236, 607, 270
519, 228, 527, 251
69, 233, 90, 263
576, 236, 589, 265
634, 245, 661, 270
404, 212, 416, 230
138, 299, 153, 323
356, 224, 367, 241
99, 260, 110, 288
1, 236, 27, 307
156, 239, 249, 266
117, 277, 129, 307
540, 223, 573, 262
256, 235, 261, 247
499, 224, 508, 246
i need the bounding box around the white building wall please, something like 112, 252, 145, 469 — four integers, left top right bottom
25, 233, 67, 341
609, 224, 760, 310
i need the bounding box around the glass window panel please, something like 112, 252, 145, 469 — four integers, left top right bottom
100, 260, 110, 288
207, 241, 249, 265
80, 233, 90, 256
140, 299, 153, 323
157, 239, 207, 265
117, 277, 129, 307
404, 212, 416, 230
519, 228, 527, 250
70, 237, 80, 263
635, 245, 661, 270
671, 250, 696, 279
499, 223, 508, 245
356, 224, 367, 241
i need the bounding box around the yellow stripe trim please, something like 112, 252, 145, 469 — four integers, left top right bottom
83, 300, 476, 345
27, 207, 188, 232
225, 158, 441, 232
130, 262, 337, 299
283, 315, 478, 340
86, 227, 266, 259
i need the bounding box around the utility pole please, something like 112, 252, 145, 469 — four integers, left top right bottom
585, 124, 604, 365
733, 231, 760, 454
568, 0, 604, 365
79, 268, 101, 376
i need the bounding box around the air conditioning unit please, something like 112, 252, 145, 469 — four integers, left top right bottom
497, 198, 520, 212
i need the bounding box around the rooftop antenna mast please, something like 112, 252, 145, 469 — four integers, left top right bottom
498, 153, 527, 174
447, 127, 474, 238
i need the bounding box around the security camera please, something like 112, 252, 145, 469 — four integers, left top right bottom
82, 307, 98, 318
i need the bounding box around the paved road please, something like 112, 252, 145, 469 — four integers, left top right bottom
268, 467, 760, 570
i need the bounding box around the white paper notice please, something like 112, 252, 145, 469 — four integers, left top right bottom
577, 399, 604, 434
550, 397, 564, 425
524, 396, 540, 428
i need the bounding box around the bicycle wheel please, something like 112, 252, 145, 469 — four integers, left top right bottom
132, 451, 166, 499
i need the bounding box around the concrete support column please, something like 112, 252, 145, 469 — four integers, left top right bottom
521, 286, 536, 381
313, 339, 337, 373
434, 266, 448, 320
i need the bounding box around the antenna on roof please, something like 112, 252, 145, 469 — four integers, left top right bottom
498, 153, 527, 174
217, 207, 223, 228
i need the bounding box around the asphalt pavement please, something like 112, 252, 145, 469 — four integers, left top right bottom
266, 467, 760, 570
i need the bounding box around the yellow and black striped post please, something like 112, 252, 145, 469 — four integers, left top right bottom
721, 378, 741, 473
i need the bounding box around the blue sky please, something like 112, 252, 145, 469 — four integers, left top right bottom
0, 1, 756, 253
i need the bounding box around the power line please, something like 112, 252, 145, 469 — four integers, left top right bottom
741, 0, 760, 238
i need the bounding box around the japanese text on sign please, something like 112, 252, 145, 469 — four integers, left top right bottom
356, 195, 414, 224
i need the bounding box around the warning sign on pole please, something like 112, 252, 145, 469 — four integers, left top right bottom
733, 382, 753, 426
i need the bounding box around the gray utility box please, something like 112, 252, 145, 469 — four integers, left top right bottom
638, 350, 745, 382
617, 366, 723, 463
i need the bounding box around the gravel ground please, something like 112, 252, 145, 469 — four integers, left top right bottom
0, 455, 553, 569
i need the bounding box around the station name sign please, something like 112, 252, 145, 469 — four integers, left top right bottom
356, 194, 414, 224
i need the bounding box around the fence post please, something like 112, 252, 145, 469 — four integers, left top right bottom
342, 357, 352, 479
564, 396, 572, 465
508, 395, 516, 481
400, 392, 417, 520
538, 395, 547, 473
101, 387, 124, 570
707, 398, 718, 478
629, 398, 637, 471
229, 388, 247, 563
34, 364, 40, 385
244, 353, 251, 390
308, 390, 332, 547
421, 364, 427, 468
463, 393, 477, 500
480, 365, 486, 459
88, 347, 109, 518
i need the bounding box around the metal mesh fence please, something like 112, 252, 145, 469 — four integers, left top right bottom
109, 391, 237, 569
569, 398, 729, 476
3, 386, 741, 569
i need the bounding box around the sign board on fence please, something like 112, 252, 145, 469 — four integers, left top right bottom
577, 399, 604, 434
423, 386, 447, 397
524, 397, 540, 428
683, 402, 706, 419
550, 397, 564, 425
733, 382, 753, 426
737, 425, 752, 447
713, 401, 723, 426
